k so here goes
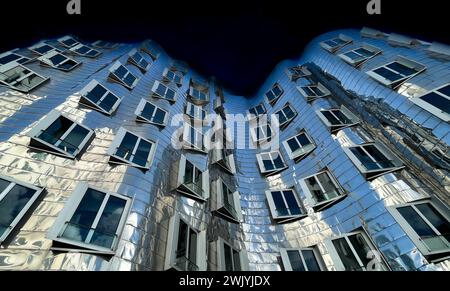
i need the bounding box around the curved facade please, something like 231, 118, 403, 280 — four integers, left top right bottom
0, 28, 449, 271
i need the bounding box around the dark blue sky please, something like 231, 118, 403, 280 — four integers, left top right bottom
1, 0, 449, 95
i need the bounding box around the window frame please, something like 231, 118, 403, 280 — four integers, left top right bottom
265, 83, 284, 106
212, 178, 242, 224
286, 65, 312, 82
338, 44, 382, 67
256, 151, 288, 176
174, 155, 210, 202
185, 102, 207, 121
265, 189, 307, 223
0, 62, 50, 93
274, 102, 298, 129
320, 34, 353, 53
410, 83, 450, 122
27, 110, 95, 159
163, 68, 183, 87
210, 149, 236, 175
0, 50, 31, 66
135, 98, 169, 127
57, 36, 80, 48
151, 80, 177, 103
79, 79, 122, 115
299, 169, 347, 212
69, 43, 102, 58
297, 82, 331, 102
47, 182, 132, 255
107, 127, 158, 170
189, 86, 210, 106
37, 50, 81, 72
366, 56, 426, 89
182, 122, 207, 154
216, 237, 249, 271
127, 48, 151, 72
249, 122, 274, 144
28, 42, 61, 56
280, 247, 326, 271
282, 130, 316, 163
316, 105, 360, 133
108, 61, 139, 90
247, 103, 267, 120
0, 175, 45, 244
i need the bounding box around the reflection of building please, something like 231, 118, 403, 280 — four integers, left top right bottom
0, 28, 449, 271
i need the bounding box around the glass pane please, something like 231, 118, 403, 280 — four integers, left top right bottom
59, 124, 89, 155
316, 172, 340, 201
34, 45, 53, 55
416, 204, 450, 244
188, 228, 197, 264
322, 111, 340, 125
90, 195, 126, 249
224, 243, 233, 271
420, 92, 450, 115
344, 51, 363, 62
386, 62, 417, 77
272, 153, 285, 169
184, 161, 194, 184
233, 250, 241, 271
58, 59, 77, 71
48, 54, 67, 66
86, 84, 106, 103
266, 91, 276, 102
398, 206, 436, 238
76, 46, 90, 54
99, 93, 118, 112
311, 87, 324, 96
38, 116, 73, 146
271, 191, 288, 217
116, 132, 138, 161
262, 158, 274, 171
283, 106, 296, 119
272, 85, 282, 97
176, 220, 188, 259
0, 182, 36, 237
155, 83, 166, 97
153, 108, 166, 124
333, 110, 352, 124
287, 250, 305, 271
166, 88, 175, 100
133, 139, 152, 167
296, 134, 311, 147
62, 189, 105, 243
284, 190, 302, 216
301, 87, 314, 96
114, 66, 127, 79
373, 67, 403, 83
141, 102, 156, 121
350, 147, 381, 171
437, 84, 450, 97
348, 234, 373, 269
365, 145, 394, 169
305, 176, 325, 203
124, 74, 136, 87
302, 250, 321, 271
332, 237, 363, 271
287, 137, 300, 153
0, 54, 21, 65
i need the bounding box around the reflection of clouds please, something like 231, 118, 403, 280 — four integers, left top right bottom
0, 185, 33, 233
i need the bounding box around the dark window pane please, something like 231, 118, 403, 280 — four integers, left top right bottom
153, 108, 166, 124
322, 111, 341, 125
91, 195, 126, 248
350, 147, 380, 171
386, 62, 417, 77
333, 110, 352, 124
398, 206, 436, 238
373, 67, 403, 83
333, 237, 362, 271
272, 153, 285, 169
437, 85, 450, 97
416, 204, 450, 242
296, 134, 311, 147
188, 229, 197, 264
365, 145, 394, 169
0, 54, 21, 65
302, 250, 321, 271
224, 244, 233, 271
34, 45, 53, 55
58, 124, 89, 155
287, 137, 300, 153
141, 102, 156, 121
348, 234, 373, 269
116, 132, 138, 161
98, 93, 118, 112
233, 250, 241, 271
176, 220, 188, 259
284, 190, 302, 216
133, 139, 152, 167
420, 92, 450, 114
58, 59, 77, 71
114, 66, 127, 79
48, 54, 67, 66
124, 74, 136, 87
271, 191, 288, 217
38, 116, 73, 146
86, 85, 107, 103
287, 250, 305, 271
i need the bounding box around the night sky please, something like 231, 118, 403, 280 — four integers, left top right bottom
1, 0, 449, 95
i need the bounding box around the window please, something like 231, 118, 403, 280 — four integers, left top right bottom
185, 102, 207, 121
366, 56, 426, 89
297, 83, 331, 102
57, 36, 80, 48
172, 155, 210, 202
274, 103, 297, 129
210, 149, 236, 175
92, 40, 117, 49
127, 49, 151, 72
135, 99, 169, 126
107, 127, 157, 170
247, 103, 266, 120
163, 68, 183, 87
343, 143, 404, 180
0, 62, 49, 93
325, 231, 387, 271
182, 123, 206, 153
256, 151, 288, 176
108, 61, 139, 90
141, 40, 160, 60
79, 80, 121, 115
0, 50, 31, 66
265, 83, 284, 105
69, 44, 101, 58
286, 65, 311, 82
411, 83, 450, 122
217, 238, 248, 271
250, 123, 274, 144
212, 178, 242, 224
189, 87, 209, 105
38, 51, 80, 72
27, 110, 94, 159
151, 80, 177, 103
165, 213, 206, 271
282, 131, 316, 162
317, 105, 359, 133
47, 183, 131, 255
320, 34, 352, 53
338, 44, 382, 67
0, 176, 44, 244
280, 248, 325, 271
388, 201, 450, 262
265, 189, 306, 223
299, 170, 346, 211
28, 42, 60, 56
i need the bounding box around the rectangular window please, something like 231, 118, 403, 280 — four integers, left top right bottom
326, 231, 387, 271
212, 178, 242, 224
320, 34, 352, 53
0, 50, 31, 66
28, 42, 61, 56
366, 56, 426, 89
280, 248, 324, 271
69, 44, 101, 58
299, 170, 346, 211
135, 99, 169, 126
27, 110, 94, 159
0, 62, 49, 93
165, 214, 206, 271
185, 102, 207, 121
174, 155, 210, 202
127, 49, 151, 72
107, 127, 157, 170
286, 65, 312, 82
338, 44, 382, 67
92, 40, 117, 49
317, 105, 359, 133
141, 40, 160, 60
256, 151, 288, 176
108, 61, 139, 90
38, 51, 80, 72
265, 189, 306, 223
151, 80, 177, 102
250, 123, 274, 144
57, 36, 80, 48
47, 183, 131, 254
217, 238, 248, 271
211, 149, 236, 175
247, 103, 267, 120
411, 83, 450, 122
0, 176, 44, 243
163, 68, 183, 86
189, 86, 210, 105
79, 79, 121, 115
297, 83, 331, 102
182, 123, 206, 153
389, 201, 450, 261
343, 143, 404, 180
274, 103, 297, 129
282, 131, 316, 162
265, 83, 284, 105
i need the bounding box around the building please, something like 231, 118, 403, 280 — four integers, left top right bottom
0, 28, 448, 271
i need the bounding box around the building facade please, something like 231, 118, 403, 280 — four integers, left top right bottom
0, 28, 449, 271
